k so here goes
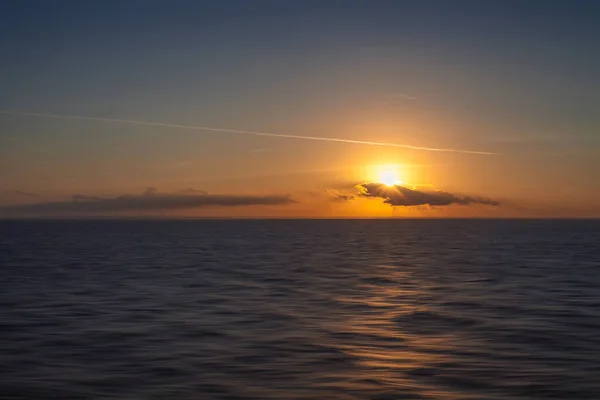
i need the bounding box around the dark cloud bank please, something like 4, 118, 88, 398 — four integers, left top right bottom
1, 184, 498, 216
0, 188, 294, 215
356, 182, 499, 207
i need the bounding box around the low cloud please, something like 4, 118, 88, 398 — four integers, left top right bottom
174, 188, 208, 195
324, 189, 355, 202
143, 187, 159, 196
1, 188, 295, 215
356, 182, 499, 207
334, 194, 354, 202
2, 190, 40, 198
72, 194, 102, 201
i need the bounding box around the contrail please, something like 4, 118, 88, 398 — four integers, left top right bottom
0, 110, 498, 155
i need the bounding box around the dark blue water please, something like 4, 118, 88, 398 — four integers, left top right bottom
1, 219, 599, 399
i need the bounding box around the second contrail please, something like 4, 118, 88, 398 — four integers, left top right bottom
0, 111, 498, 155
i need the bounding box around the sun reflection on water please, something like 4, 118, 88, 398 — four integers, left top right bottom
324, 264, 462, 398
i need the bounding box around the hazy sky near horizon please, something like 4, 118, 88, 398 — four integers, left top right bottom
1, 0, 599, 217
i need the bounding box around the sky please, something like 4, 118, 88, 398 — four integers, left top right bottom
1, 0, 599, 218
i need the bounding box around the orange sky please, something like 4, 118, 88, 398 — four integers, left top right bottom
2, 2, 600, 218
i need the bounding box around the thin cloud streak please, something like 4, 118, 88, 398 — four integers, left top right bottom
1, 111, 498, 155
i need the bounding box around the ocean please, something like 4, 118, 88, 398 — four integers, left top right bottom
1, 219, 599, 399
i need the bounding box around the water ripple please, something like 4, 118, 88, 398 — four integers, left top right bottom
1, 219, 599, 399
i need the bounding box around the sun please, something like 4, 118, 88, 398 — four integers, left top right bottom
378, 170, 403, 187
366, 163, 406, 187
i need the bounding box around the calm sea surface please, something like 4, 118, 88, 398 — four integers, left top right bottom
1, 219, 599, 399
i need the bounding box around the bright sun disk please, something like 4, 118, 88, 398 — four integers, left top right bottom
379, 170, 402, 187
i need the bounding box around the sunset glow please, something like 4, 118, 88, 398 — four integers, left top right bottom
0, 1, 599, 219
379, 171, 402, 187
373, 165, 404, 187
2, 4, 600, 400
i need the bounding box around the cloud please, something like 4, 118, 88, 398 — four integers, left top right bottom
334, 194, 354, 202
72, 194, 102, 201
174, 188, 208, 195
1, 190, 40, 198
324, 189, 355, 202
0, 111, 498, 155
143, 187, 159, 196
1, 188, 295, 215
356, 182, 499, 207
